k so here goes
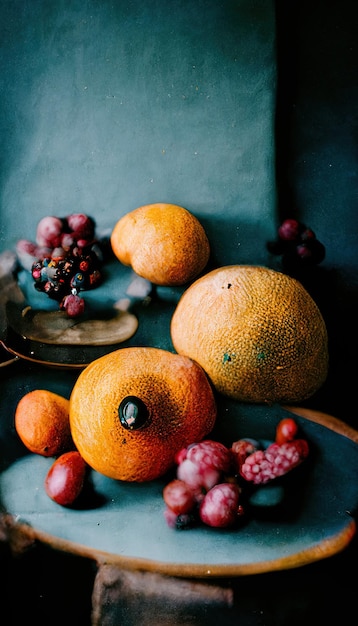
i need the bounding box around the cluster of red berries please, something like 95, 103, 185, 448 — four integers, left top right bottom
16, 214, 107, 318
163, 417, 309, 530
267, 218, 326, 270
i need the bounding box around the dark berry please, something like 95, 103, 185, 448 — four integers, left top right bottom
278, 219, 304, 242
163, 507, 198, 530
70, 272, 87, 290
44, 280, 68, 301
300, 227, 316, 242
296, 239, 325, 264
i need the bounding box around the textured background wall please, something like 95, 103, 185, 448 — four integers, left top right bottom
0, 0, 277, 267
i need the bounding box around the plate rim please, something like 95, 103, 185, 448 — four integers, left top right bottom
6, 515, 356, 578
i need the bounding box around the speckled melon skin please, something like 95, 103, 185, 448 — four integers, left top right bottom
170, 265, 329, 404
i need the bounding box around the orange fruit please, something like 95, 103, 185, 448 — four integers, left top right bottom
15, 389, 74, 457
170, 265, 329, 404
69, 347, 217, 482
110, 203, 210, 286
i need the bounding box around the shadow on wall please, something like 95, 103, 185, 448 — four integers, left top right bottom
275, 0, 358, 427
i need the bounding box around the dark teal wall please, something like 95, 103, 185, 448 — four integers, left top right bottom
0, 0, 277, 266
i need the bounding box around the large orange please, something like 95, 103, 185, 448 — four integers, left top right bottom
170, 265, 329, 404
110, 203, 210, 286
69, 347, 217, 481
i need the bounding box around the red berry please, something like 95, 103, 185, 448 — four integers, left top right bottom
177, 458, 221, 491
240, 439, 309, 485
66, 213, 95, 242
60, 293, 85, 318
163, 479, 196, 515
176, 440, 232, 491
16, 239, 52, 271
36, 216, 64, 248
275, 418, 298, 445
61, 232, 75, 250
45, 451, 88, 506
186, 440, 232, 474
199, 483, 241, 528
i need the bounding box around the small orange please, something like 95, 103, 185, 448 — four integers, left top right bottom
15, 389, 74, 457
69, 347, 217, 481
110, 203, 210, 286
170, 265, 329, 404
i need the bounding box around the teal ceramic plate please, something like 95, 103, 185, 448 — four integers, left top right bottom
1, 368, 357, 578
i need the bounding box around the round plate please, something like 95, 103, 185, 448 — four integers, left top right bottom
1, 370, 357, 578
6, 302, 139, 346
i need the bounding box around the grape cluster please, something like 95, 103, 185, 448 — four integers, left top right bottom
163, 418, 309, 530
267, 218, 326, 270
16, 214, 107, 318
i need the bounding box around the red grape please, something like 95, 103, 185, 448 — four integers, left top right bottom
296, 239, 325, 264
45, 451, 88, 506
278, 218, 303, 241
163, 479, 196, 515
66, 213, 95, 243
275, 418, 298, 445
36, 216, 64, 248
